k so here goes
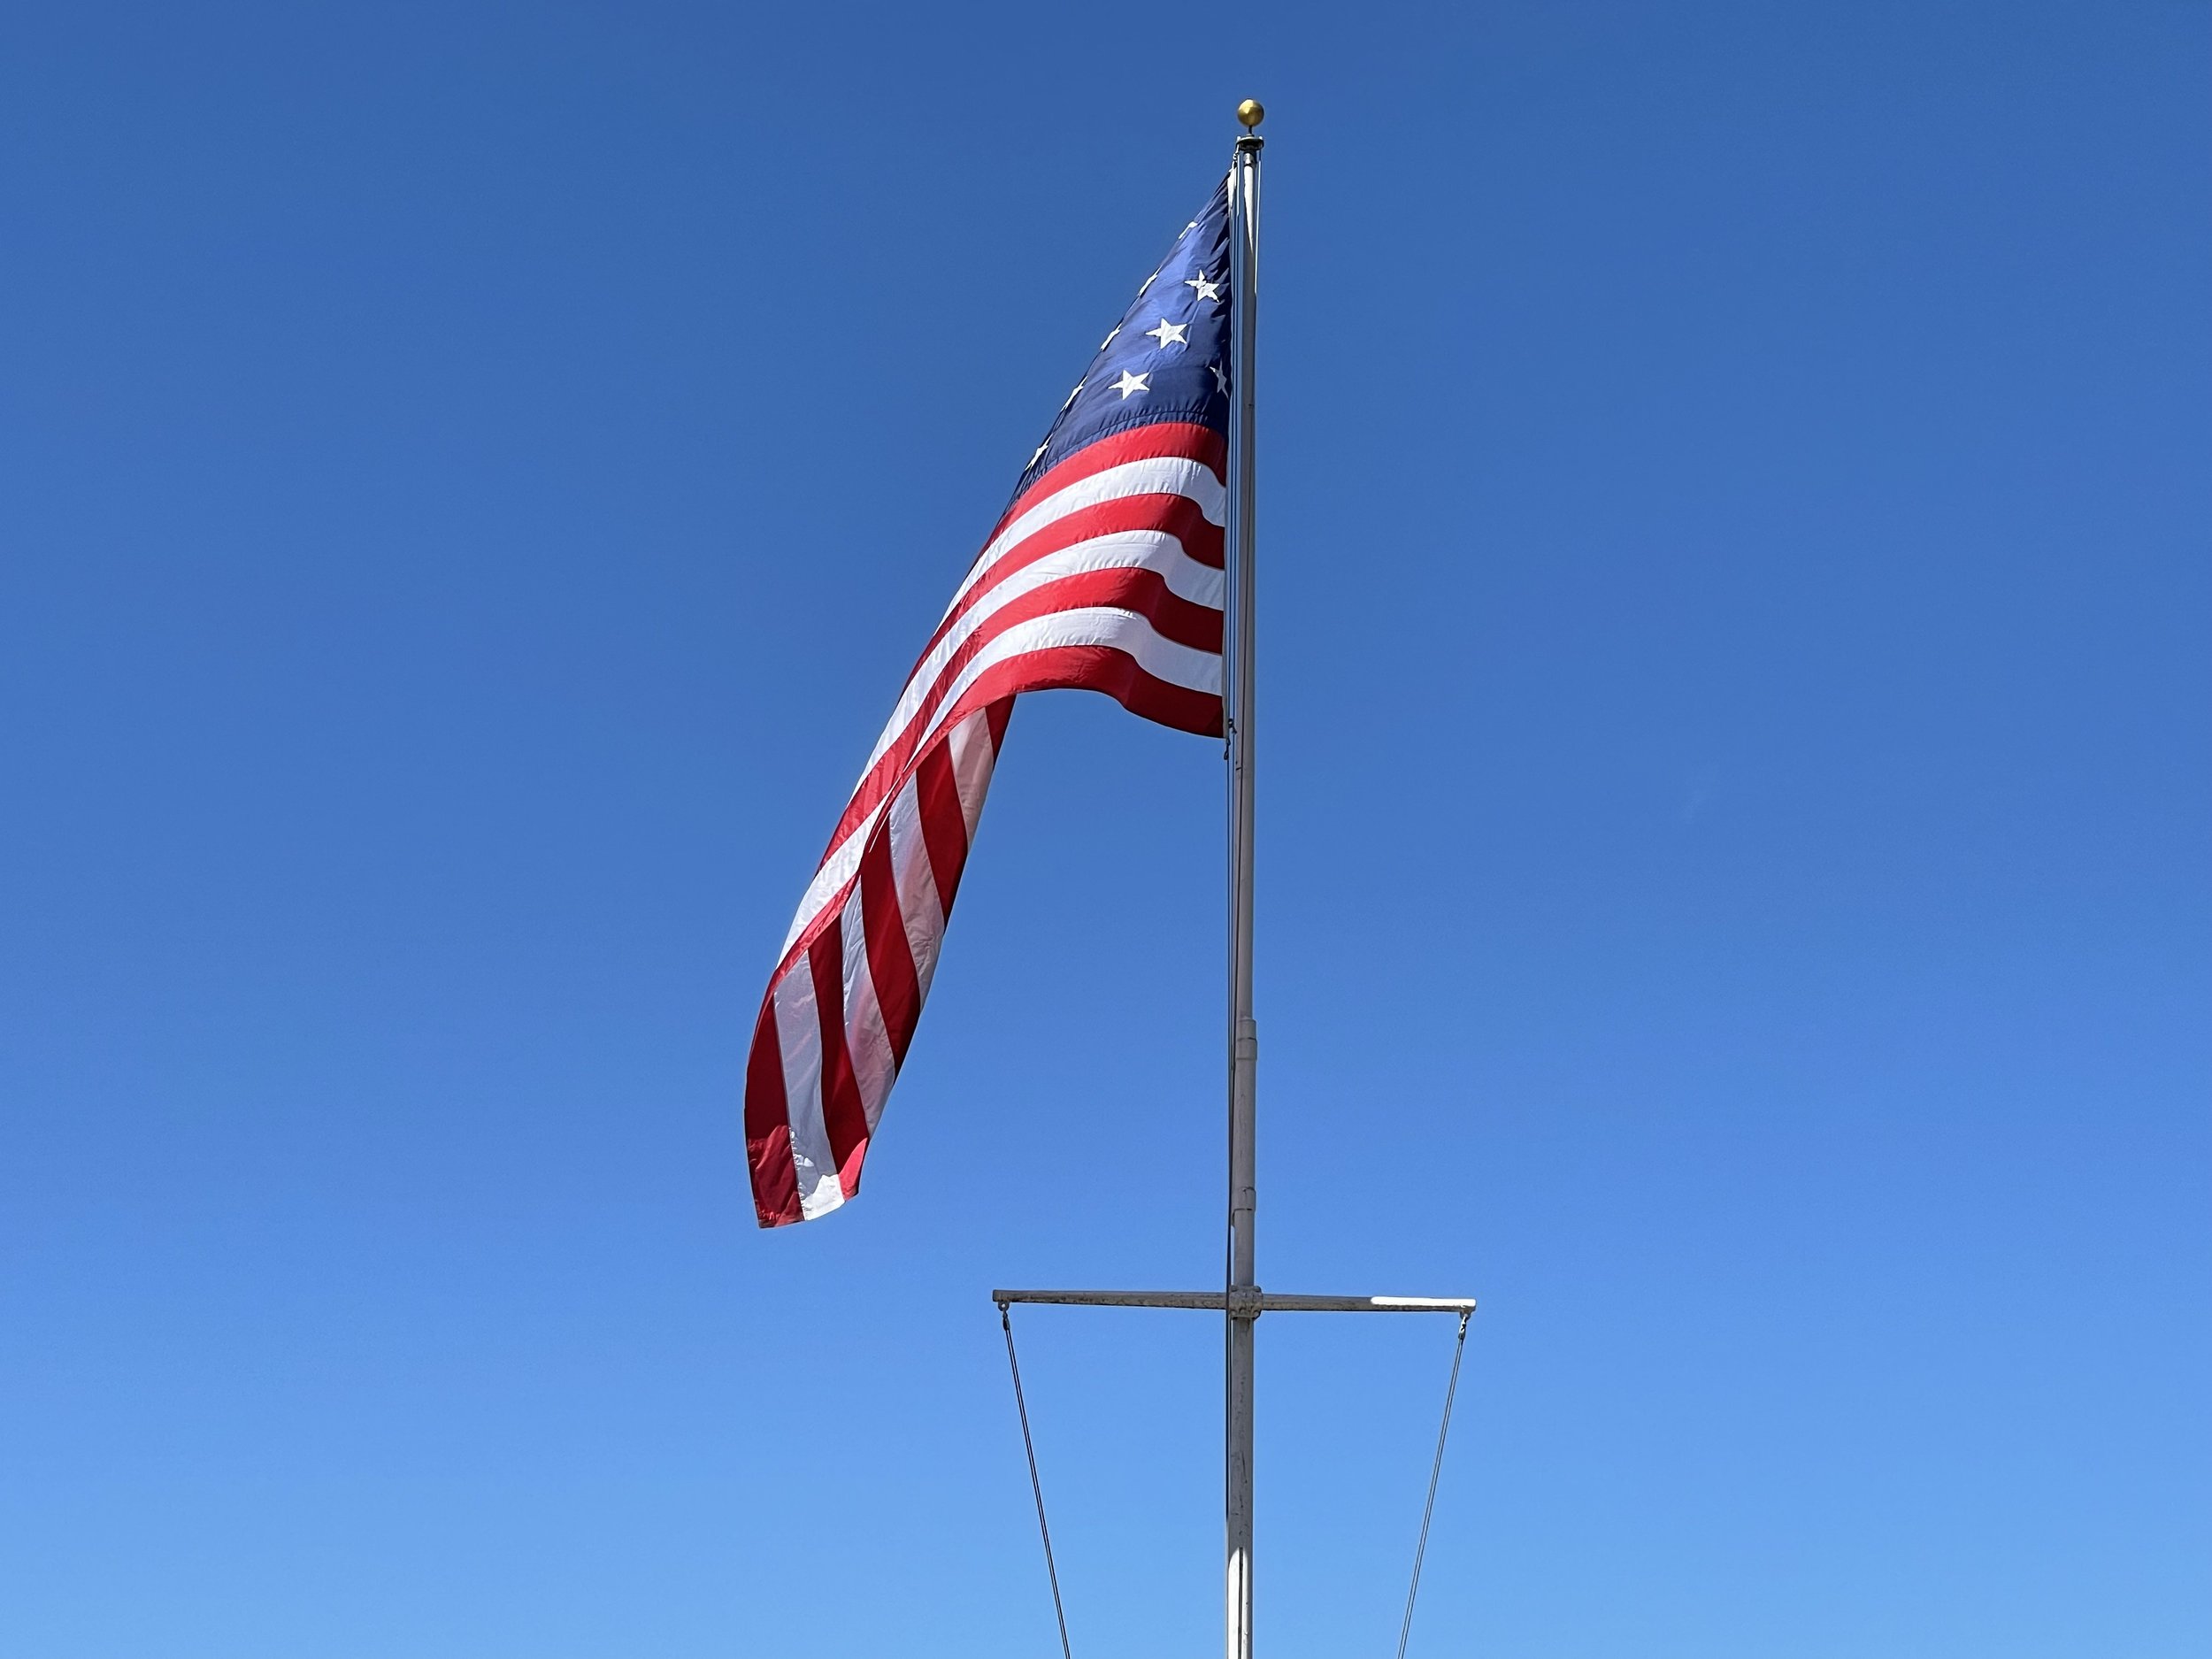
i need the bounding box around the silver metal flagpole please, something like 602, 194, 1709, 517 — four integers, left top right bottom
993, 104, 1473, 1659
1224, 96, 1264, 1659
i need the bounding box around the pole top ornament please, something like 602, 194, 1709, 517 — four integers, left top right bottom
1236, 98, 1265, 130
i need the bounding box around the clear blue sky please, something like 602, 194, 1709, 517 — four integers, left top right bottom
3, 4, 2206, 1655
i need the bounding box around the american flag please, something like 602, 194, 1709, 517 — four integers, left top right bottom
746, 180, 1234, 1226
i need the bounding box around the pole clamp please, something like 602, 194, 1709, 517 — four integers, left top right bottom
1226, 1284, 1264, 1320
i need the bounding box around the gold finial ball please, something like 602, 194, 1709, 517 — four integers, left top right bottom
1236, 98, 1265, 130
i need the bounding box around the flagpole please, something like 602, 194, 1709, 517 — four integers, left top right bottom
1224, 96, 1263, 1659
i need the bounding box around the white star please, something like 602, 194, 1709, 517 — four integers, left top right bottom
1185, 273, 1223, 302
1109, 369, 1150, 399
1028, 442, 1048, 468
1210, 360, 1231, 396
1099, 325, 1121, 349
1144, 319, 1188, 349
1060, 380, 1084, 411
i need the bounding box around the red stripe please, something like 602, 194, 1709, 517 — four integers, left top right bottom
809, 924, 873, 1197
747, 641, 1210, 1227
743, 995, 803, 1228
913, 734, 972, 915
934, 646, 1222, 741
992, 421, 1226, 538
765, 872, 860, 992
772, 596, 1217, 988
858, 818, 924, 1071
743, 699, 1015, 1227
930, 494, 1224, 659
809, 435, 1220, 872
1000, 489, 1226, 575
878, 487, 1219, 795
822, 558, 1217, 861
1046, 567, 1223, 653
773, 700, 1009, 995
976, 564, 1221, 654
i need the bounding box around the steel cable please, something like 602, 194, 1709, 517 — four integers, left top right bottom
999, 1302, 1074, 1659
1394, 1310, 1472, 1659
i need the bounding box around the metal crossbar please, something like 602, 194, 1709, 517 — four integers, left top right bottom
992, 1289, 1476, 1315
990, 1286, 1477, 1659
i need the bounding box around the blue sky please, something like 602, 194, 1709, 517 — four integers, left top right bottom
3, 3, 2207, 1655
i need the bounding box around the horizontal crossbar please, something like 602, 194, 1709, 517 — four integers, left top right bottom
991, 1288, 1476, 1314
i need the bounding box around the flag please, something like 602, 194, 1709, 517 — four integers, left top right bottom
745, 180, 1234, 1226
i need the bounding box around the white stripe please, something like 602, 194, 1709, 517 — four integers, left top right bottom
978, 527, 1223, 612
932, 607, 1220, 726
780, 606, 1210, 956
771, 955, 846, 1219
777, 525, 1215, 961
778, 460, 1223, 962
869, 521, 1222, 780
780, 800, 886, 957
887, 775, 947, 1001
837, 888, 897, 1131
945, 707, 998, 839
948, 453, 1226, 618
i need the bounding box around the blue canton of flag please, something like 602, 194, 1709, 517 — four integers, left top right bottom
1012, 180, 1232, 499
